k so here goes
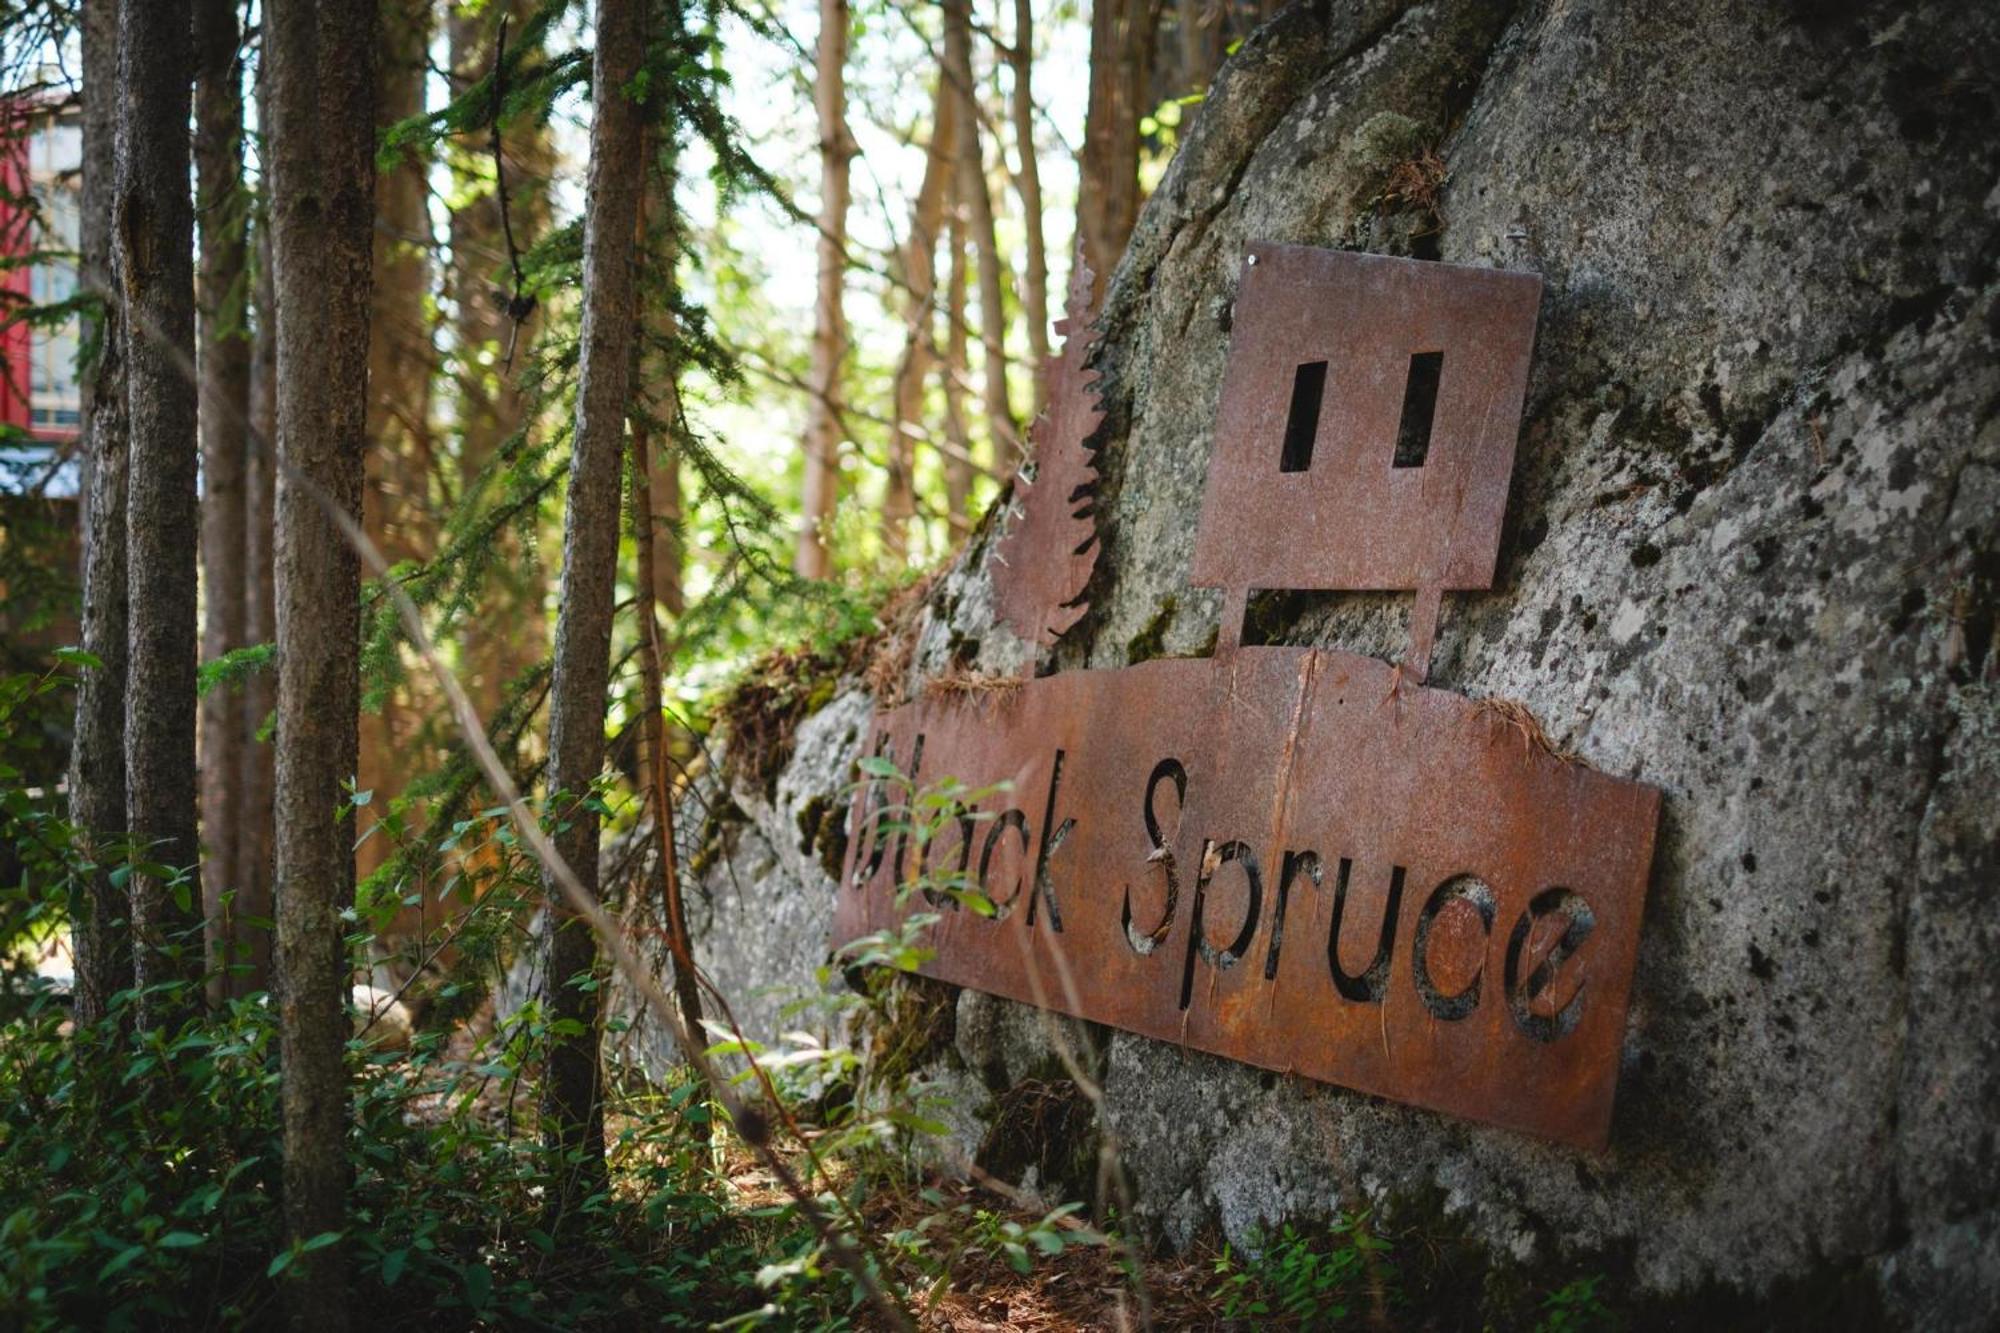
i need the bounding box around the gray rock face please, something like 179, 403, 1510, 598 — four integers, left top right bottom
669, 0, 2000, 1321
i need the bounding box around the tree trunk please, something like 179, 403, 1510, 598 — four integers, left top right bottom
637, 119, 684, 617
630, 93, 702, 1046
1078, 0, 1157, 294
1008, 0, 1049, 415
235, 56, 278, 999
651, 437, 683, 615
357, 0, 437, 897
941, 201, 974, 531
795, 0, 851, 580
69, 0, 130, 1025
630, 427, 703, 1047
942, 0, 1017, 464
883, 74, 956, 563
541, 0, 646, 1203
116, 0, 203, 1023
268, 0, 376, 1322
1172, 0, 1220, 97
194, 0, 253, 1002
449, 0, 549, 724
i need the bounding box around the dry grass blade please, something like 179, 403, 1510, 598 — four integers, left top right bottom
922, 667, 1025, 700
1475, 695, 1577, 765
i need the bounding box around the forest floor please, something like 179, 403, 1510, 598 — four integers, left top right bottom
710, 1142, 1396, 1332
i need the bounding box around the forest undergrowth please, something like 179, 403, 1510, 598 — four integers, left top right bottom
0, 651, 1616, 1331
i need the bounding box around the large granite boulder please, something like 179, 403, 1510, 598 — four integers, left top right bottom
637, 1, 1998, 1322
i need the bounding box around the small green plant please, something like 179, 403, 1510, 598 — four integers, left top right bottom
1536, 1274, 1622, 1333
1210, 1213, 1396, 1329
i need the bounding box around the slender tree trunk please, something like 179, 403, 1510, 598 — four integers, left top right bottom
883, 76, 956, 563
116, 0, 203, 1023
630, 431, 703, 1048
236, 60, 278, 998
1008, 0, 1049, 414
652, 438, 683, 615
194, 0, 253, 1002
630, 90, 702, 1047
541, 0, 646, 1204
69, 0, 130, 1025
450, 0, 549, 724
795, 0, 851, 579
1079, 0, 1157, 294
358, 0, 437, 896
942, 0, 1017, 463
637, 117, 684, 617
1174, 0, 1219, 95
268, 0, 376, 1323
942, 201, 974, 531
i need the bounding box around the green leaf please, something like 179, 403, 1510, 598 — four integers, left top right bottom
53, 646, 103, 669
381, 1248, 408, 1286
99, 1245, 147, 1279
157, 1231, 204, 1249
462, 1261, 493, 1309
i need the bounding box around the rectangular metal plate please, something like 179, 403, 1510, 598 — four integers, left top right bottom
1191, 245, 1542, 594
836, 649, 1660, 1150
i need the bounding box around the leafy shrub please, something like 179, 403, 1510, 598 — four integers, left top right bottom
1536, 1274, 1623, 1333
0, 968, 798, 1329
1209, 1214, 1397, 1329
0, 715, 1097, 1329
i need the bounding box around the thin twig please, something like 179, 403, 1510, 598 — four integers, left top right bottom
487, 17, 535, 369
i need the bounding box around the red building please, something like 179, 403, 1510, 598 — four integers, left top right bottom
0, 91, 83, 450
0, 91, 85, 790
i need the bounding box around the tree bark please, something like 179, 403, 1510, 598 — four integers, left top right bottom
69, 0, 131, 1025
883, 75, 956, 563
116, 0, 204, 1023
637, 118, 684, 616
630, 428, 703, 1048
236, 56, 278, 999
357, 0, 437, 897
651, 435, 683, 615
194, 0, 254, 1001
1173, 0, 1221, 97
268, 0, 376, 1323
1078, 0, 1157, 295
630, 96, 701, 1046
1008, 0, 1049, 415
795, 0, 852, 580
540, 0, 646, 1203
942, 200, 974, 531
942, 0, 1017, 464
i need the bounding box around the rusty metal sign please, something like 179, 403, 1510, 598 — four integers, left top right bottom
1195, 245, 1543, 675
994, 258, 1105, 648
837, 247, 1661, 1151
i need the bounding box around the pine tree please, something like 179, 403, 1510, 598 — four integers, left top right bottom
267, 0, 377, 1321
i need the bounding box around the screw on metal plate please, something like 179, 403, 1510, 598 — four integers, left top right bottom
1193, 245, 1543, 681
